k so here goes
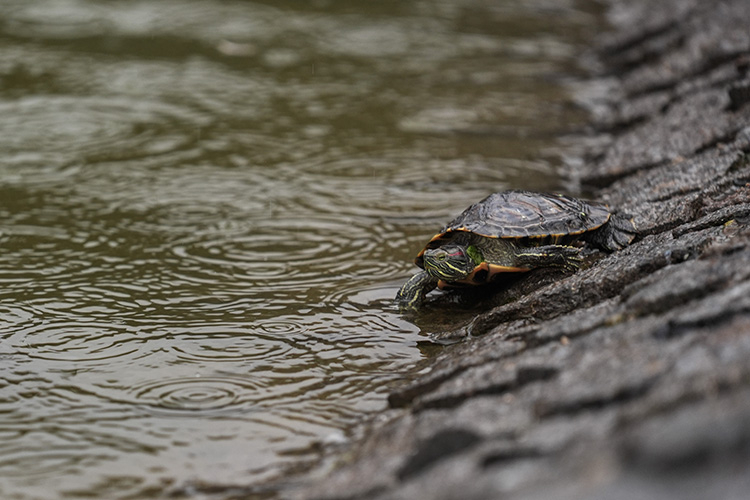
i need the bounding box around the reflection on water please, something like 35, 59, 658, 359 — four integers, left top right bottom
0, 0, 593, 497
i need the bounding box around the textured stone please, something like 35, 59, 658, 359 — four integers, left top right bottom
583, 88, 750, 185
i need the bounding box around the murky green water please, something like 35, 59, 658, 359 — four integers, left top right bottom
0, 0, 594, 498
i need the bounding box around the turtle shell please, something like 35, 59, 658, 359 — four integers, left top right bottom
415, 190, 612, 269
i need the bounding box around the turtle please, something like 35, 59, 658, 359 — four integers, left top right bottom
396, 190, 637, 310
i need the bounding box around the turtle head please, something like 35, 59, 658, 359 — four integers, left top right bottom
422, 244, 477, 282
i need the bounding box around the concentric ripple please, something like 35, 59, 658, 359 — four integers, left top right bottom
170, 215, 377, 290
128, 376, 262, 415
10, 320, 141, 362
0, 96, 209, 168
168, 323, 304, 363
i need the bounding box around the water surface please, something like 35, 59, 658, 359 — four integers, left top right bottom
0, 0, 594, 497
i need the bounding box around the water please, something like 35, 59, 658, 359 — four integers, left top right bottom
0, 0, 594, 497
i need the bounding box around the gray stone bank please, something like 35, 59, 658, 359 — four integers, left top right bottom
288, 1, 750, 498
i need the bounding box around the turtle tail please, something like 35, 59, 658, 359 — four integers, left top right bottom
585, 213, 638, 252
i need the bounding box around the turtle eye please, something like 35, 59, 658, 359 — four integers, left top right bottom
435, 251, 447, 261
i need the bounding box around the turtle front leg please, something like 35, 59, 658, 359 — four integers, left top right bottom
396, 271, 439, 310
513, 245, 582, 271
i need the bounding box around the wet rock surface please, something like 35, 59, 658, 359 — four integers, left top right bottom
285, 1, 750, 499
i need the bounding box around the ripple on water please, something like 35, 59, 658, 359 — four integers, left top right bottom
0, 447, 89, 479
127, 375, 262, 416
168, 323, 305, 364
1, 0, 284, 42
11, 319, 141, 362
170, 215, 376, 290
2, 1, 109, 39
0, 96, 209, 169
284, 149, 507, 223
0, 305, 44, 351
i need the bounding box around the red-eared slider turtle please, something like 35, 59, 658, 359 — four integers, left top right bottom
396, 190, 637, 309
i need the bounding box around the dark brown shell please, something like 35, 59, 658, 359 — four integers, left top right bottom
416, 190, 612, 266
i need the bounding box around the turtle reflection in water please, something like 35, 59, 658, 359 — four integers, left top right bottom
396, 190, 637, 310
